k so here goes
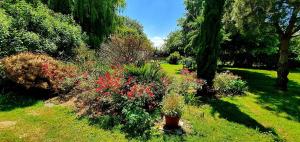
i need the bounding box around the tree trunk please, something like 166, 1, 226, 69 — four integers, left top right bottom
277, 37, 290, 91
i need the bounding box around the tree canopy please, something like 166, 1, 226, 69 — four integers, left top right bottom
46, 0, 125, 48
231, 0, 300, 90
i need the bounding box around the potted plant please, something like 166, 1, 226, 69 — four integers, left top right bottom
162, 93, 185, 128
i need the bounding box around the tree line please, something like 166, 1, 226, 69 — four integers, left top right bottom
163, 0, 300, 90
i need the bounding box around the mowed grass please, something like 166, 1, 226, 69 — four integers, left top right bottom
160, 63, 184, 79
0, 101, 127, 142
224, 68, 300, 142
161, 63, 300, 142
0, 64, 299, 142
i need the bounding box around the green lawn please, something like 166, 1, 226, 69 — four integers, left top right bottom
160, 63, 300, 142
0, 101, 127, 142
0, 64, 299, 141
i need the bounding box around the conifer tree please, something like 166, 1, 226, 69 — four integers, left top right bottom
195, 0, 226, 85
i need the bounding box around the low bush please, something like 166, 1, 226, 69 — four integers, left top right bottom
167, 52, 181, 64
125, 62, 169, 102
213, 71, 248, 96
125, 62, 167, 83
181, 57, 197, 71
122, 102, 152, 139
168, 78, 206, 105
1, 53, 77, 93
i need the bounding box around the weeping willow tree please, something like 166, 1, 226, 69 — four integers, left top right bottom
46, 0, 125, 48
47, 0, 73, 14
195, 0, 226, 85
73, 0, 125, 48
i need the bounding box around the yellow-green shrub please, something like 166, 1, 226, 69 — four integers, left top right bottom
213, 72, 248, 96
1, 52, 77, 92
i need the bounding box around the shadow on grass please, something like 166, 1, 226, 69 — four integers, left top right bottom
210, 99, 275, 132
0, 82, 52, 111
0, 90, 39, 111
227, 68, 300, 122
209, 99, 282, 141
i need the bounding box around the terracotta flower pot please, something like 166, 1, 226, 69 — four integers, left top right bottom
165, 115, 180, 128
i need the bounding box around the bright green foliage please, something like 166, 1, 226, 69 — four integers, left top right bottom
125, 62, 167, 83
195, 0, 226, 84
181, 57, 197, 71
115, 16, 145, 37
122, 102, 152, 139
0, 0, 84, 58
213, 72, 248, 96
44, 0, 125, 48
180, 0, 205, 56
162, 93, 185, 117
73, 0, 125, 48
47, 0, 73, 14
167, 51, 182, 65
163, 30, 185, 55
230, 0, 300, 90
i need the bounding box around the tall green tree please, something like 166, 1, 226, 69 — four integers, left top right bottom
179, 0, 205, 56
45, 0, 125, 48
163, 30, 184, 55
195, 0, 226, 85
47, 0, 73, 14
232, 0, 300, 90
73, 0, 125, 48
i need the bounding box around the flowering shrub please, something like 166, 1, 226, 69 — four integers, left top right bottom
124, 62, 169, 103
181, 68, 191, 75
213, 71, 248, 96
96, 72, 122, 96
76, 63, 169, 138
94, 67, 157, 107
41, 62, 77, 92
168, 77, 206, 105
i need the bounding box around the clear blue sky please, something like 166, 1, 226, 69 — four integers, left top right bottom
122, 0, 185, 47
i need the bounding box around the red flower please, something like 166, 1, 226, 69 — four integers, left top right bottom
145, 86, 154, 97
181, 68, 190, 75
96, 70, 123, 95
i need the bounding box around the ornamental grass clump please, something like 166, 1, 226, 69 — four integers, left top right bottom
162, 93, 185, 118
162, 93, 185, 128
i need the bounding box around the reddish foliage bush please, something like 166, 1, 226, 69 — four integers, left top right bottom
100, 35, 154, 65
76, 64, 168, 119
1, 52, 77, 93
95, 67, 155, 100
